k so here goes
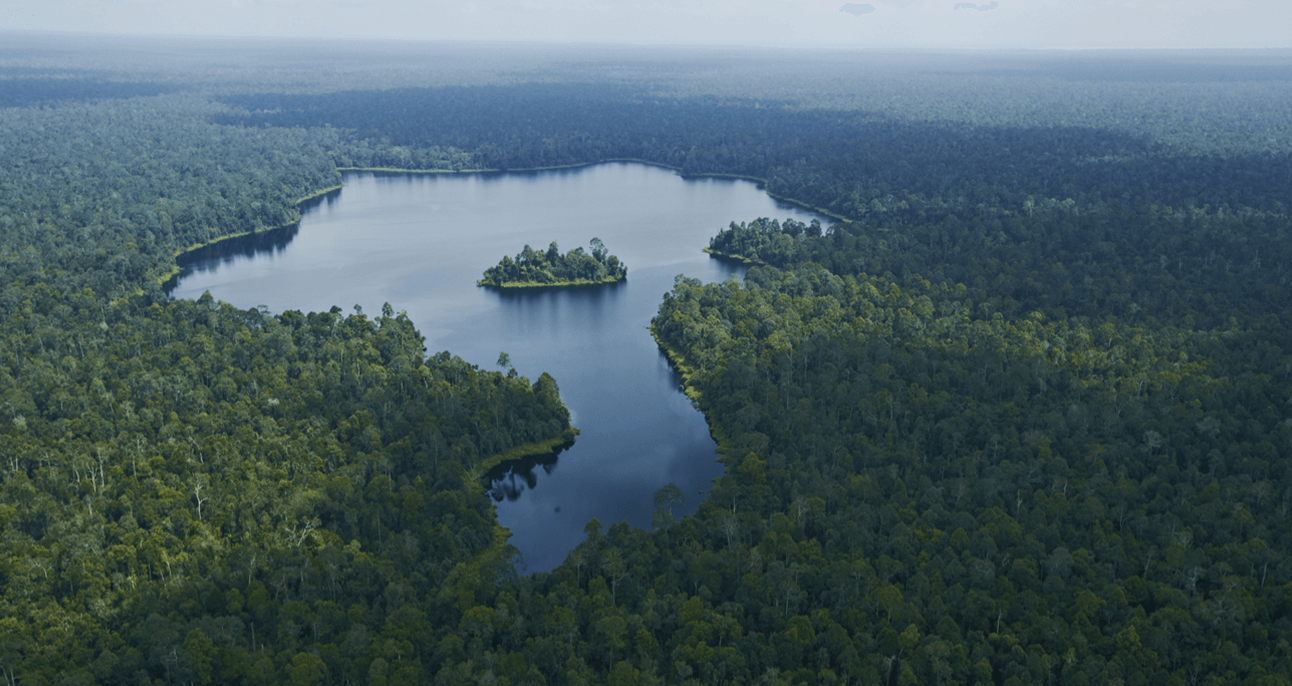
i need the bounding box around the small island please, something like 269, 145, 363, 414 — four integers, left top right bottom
478, 237, 628, 288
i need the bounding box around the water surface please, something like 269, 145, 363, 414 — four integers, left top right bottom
169, 163, 826, 572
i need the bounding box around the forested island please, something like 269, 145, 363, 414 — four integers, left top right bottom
2, 33, 1292, 685
478, 238, 627, 287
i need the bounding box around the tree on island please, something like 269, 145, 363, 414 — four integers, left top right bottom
478, 237, 627, 287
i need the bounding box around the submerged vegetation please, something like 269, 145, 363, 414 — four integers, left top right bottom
478, 238, 627, 288
1, 34, 1291, 684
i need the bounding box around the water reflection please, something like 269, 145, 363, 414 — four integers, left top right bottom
493, 279, 625, 338
162, 223, 299, 293
485, 442, 570, 502
162, 188, 342, 295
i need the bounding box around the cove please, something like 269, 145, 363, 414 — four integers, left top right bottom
167, 162, 827, 572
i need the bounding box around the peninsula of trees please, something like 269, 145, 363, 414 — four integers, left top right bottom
478, 237, 627, 287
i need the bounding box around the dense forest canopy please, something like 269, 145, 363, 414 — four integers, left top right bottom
1, 33, 1291, 685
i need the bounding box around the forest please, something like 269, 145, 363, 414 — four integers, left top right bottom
1, 33, 1291, 685
478, 239, 627, 288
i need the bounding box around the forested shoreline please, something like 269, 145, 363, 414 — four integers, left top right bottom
2, 35, 1291, 685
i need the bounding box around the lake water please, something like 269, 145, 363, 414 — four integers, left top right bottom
168, 162, 826, 572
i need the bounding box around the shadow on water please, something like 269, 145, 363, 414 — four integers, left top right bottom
297, 186, 346, 214
162, 188, 343, 296
489, 278, 628, 342
489, 279, 628, 316
484, 441, 573, 503
161, 224, 297, 295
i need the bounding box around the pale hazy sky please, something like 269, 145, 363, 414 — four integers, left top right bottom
3, 0, 1289, 49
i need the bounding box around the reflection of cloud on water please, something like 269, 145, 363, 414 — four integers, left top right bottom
840, 3, 877, 16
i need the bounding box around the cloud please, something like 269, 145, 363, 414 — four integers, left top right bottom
953, 1, 997, 9
840, 3, 876, 16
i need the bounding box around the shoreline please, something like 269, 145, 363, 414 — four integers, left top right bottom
154, 183, 344, 287
477, 275, 627, 289
650, 323, 736, 458
476, 432, 579, 475
336, 166, 492, 174
702, 247, 764, 266
337, 158, 682, 176
764, 190, 852, 224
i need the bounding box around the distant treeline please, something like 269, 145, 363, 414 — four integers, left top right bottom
216, 82, 1292, 216
0, 71, 185, 107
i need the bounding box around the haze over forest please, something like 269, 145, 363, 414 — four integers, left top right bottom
5, 0, 1292, 49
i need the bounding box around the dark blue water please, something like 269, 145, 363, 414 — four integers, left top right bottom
169, 163, 827, 572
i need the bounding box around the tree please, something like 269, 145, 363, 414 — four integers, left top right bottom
181, 629, 216, 685
287, 652, 327, 686
652, 483, 685, 531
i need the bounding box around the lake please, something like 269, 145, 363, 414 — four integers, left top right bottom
168, 162, 827, 572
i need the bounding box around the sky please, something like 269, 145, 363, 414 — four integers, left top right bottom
3, 0, 1289, 49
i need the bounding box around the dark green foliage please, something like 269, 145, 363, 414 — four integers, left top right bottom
650, 256, 1291, 684
0, 292, 574, 682
706, 217, 822, 267
3, 36, 1292, 686
216, 77, 1292, 216
0, 94, 342, 300
478, 238, 627, 287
